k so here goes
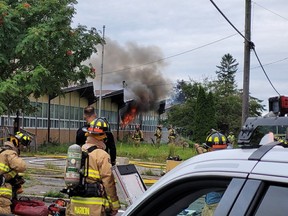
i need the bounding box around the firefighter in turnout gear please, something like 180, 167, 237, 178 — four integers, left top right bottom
90, 117, 117, 166
154, 125, 162, 148
0, 131, 31, 214
227, 132, 236, 148
167, 125, 176, 157
195, 129, 228, 154
132, 124, 144, 147
66, 117, 120, 216
168, 125, 176, 144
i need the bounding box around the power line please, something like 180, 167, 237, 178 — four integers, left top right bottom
101, 33, 238, 76
251, 57, 288, 69
91, 1, 286, 94
253, 1, 288, 21
209, 0, 251, 43
252, 49, 281, 95
209, 0, 281, 96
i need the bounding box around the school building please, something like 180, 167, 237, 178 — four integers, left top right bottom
0, 82, 166, 149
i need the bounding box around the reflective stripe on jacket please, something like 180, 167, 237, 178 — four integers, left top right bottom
0, 142, 26, 200
71, 196, 109, 207
82, 146, 120, 211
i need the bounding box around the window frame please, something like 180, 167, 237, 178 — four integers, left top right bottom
127, 176, 237, 216
242, 180, 288, 216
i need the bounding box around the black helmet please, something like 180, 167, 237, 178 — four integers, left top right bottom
205, 130, 227, 150
14, 131, 32, 146
82, 117, 108, 135
100, 117, 111, 131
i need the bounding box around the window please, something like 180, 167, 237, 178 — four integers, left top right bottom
59, 105, 64, 119
253, 185, 288, 216
249, 125, 288, 147
128, 177, 238, 216
42, 103, 48, 118
37, 119, 42, 128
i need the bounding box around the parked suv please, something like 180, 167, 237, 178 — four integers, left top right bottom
122, 128, 288, 215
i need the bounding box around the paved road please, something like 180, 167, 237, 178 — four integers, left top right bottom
21, 157, 66, 196
20, 156, 162, 215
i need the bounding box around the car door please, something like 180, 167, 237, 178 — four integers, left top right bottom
124, 176, 247, 216
223, 179, 288, 216
222, 149, 288, 216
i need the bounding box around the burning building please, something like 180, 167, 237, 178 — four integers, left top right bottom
95, 87, 166, 141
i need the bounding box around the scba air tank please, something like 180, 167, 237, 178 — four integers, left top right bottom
64, 144, 82, 188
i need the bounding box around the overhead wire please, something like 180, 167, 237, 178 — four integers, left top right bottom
101, 33, 238, 76
93, 33, 239, 89
92, 1, 287, 92
209, 0, 281, 96
253, 1, 288, 21
251, 57, 288, 70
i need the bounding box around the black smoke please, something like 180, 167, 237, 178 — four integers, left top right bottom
91, 38, 171, 113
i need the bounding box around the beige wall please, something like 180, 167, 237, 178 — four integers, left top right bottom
27, 128, 78, 145
24, 90, 162, 146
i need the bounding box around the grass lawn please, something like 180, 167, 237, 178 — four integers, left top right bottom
32, 141, 198, 163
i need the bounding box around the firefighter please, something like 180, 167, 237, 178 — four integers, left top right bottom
167, 125, 176, 157
154, 125, 162, 148
132, 124, 143, 147
227, 132, 236, 148
66, 117, 120, 216
0, 131, 31, 214
168, 125, 176, 144
195, 129, 227, 154
90, 117, 117, 166
194, 130, 227, 216
76, 105, 97, 146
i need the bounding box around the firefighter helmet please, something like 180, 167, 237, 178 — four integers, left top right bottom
100, 117, 111, 131
205, 130, 227, 150
14, 131, 32, 146
83, 117, 108, 135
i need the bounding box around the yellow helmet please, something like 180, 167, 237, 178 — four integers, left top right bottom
12, 131, 32, 146
100, 117, 111, 131
83, 117, 108, 135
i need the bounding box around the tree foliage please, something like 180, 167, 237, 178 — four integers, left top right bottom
167, 53, 265, 140
215, 53, 238, 96
0, 0, 103, 114
194, 87, 216, 143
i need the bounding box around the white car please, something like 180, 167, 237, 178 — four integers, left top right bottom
122, 132, 288, 216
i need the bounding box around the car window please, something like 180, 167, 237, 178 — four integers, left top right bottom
127, 177, 241, 216
249, 125, 288, 147
253, 185, 288, 216
169, 191, 225, 216
156, 183, 227, 216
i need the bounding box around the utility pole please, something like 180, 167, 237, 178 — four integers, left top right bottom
242, 0, 252, 126
98, 25, 105, 117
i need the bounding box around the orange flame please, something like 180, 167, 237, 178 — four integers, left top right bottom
121, 107, 137, 128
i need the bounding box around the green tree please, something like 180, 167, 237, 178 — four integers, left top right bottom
0, 0, 103, 114
215, 53, 238, 96
166, 54, 265, 140
206, 91, 217, 130
214, 54, 243, 134
167, 80, 207, 137
194, 87, 212, 143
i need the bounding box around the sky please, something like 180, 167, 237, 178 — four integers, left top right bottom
72, 0, 288, 111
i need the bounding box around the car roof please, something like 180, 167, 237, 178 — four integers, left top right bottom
124, 145, 288, 215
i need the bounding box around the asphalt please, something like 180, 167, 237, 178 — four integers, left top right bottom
18, 156, 164, 214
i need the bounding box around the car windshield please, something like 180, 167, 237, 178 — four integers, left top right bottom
249, 125, 288, 146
